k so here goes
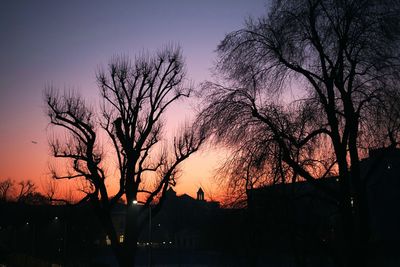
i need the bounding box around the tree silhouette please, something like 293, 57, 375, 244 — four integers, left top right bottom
45, 46, 204, 267
0, 179, 14, 202
198, 0, 400, 266
0, 178, 51, 204
365, 84, 400, 148
16, 180, 37, 202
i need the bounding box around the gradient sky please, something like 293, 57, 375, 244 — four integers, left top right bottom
0, 0, 269, 200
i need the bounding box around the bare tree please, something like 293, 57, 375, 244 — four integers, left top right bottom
0, 179, 51, 204
45, 46, 204, 267
42, 177, 57, 200
200, 83, 337, 205
213, 125, 286, 208
198, 0, 400, 266
40, 175, 72, 205
16, 180, 37, 202
0, 178, 14, 202
364, 83, 400, 149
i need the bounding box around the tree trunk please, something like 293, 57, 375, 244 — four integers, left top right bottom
333, 142, 355, 267
120, 205, 140, 267
96, 207, 127, 267
348, 122, 369, 267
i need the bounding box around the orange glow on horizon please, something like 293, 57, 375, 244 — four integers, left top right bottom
0, 0, 268, 206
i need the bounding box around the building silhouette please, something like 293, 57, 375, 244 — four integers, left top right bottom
247, 147, 400, 266
1, 148, 399, 266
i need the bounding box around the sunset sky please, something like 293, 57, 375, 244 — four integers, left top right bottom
0, 0, 268, 200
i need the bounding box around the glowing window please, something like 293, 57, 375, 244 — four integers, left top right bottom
119, 234, 124, 243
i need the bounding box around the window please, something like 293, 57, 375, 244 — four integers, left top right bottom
119, 234, 124, 243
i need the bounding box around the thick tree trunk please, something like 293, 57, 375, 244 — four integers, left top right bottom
334, 137, 369, 267
94, 204, 126, 267
331, 138, 355, 267
120, 205, 140, 267
348, 124, 370, 267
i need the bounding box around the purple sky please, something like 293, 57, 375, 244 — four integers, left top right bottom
0, 0, 268, 198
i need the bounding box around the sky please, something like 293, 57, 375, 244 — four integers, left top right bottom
0, 0, 269, 200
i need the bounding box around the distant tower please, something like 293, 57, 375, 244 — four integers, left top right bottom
197, 187, 204, 201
